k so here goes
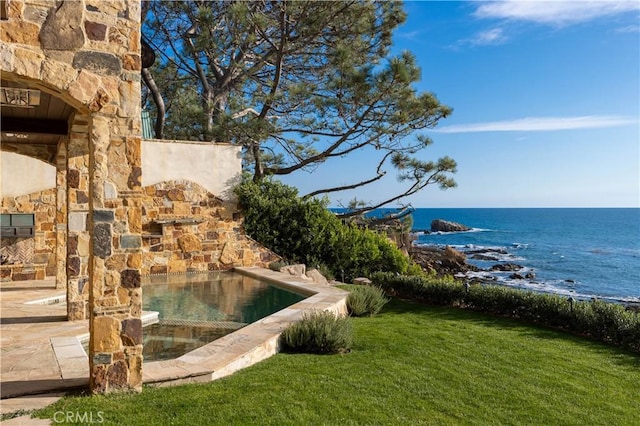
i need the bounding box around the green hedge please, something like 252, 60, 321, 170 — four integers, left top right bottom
235, 178, 410, 281
371, 272, 640, 354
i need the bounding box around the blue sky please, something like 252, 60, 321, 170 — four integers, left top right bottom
281, 1, 640, 208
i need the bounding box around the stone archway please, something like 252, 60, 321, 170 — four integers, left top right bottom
0, 78, 76, 303
1, 0, 143, 393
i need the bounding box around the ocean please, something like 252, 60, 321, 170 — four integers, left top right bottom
370, 208, 639, 303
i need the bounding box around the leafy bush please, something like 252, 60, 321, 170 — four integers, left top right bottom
347, 285, 390, 317
279, 311, 353, 354
371, 272, 640, 354
235, 178, 409, 281
586, 300, 640, 350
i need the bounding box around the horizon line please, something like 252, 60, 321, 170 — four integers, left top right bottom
329, 206, 640, 210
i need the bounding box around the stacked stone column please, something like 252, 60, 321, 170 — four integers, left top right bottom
55, 137, 68, 290
89, 117, 143, 393
67, 114, 91, 319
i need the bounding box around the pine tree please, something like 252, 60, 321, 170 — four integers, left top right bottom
142, 0, 457, 217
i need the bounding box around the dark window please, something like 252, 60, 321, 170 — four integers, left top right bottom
1, 214, 35, 237
1, 0, 7, 20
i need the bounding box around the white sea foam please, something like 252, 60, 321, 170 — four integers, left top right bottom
426, 227, 491, 235
461, 245, 526, 262
459, 244, 505, 252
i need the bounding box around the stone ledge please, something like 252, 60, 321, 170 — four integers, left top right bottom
151, 217, 205, 225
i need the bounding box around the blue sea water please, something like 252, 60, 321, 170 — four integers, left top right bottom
372, 208, 640, 303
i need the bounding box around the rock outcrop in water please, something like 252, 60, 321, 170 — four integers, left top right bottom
430, 219, 471, 233
490, 263, 523, 272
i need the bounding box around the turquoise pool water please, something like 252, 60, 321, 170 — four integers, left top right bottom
142, 271, 305, 361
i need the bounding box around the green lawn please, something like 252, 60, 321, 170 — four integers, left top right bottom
36, 299, 639, 425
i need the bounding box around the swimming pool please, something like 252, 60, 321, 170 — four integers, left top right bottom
142, 272, 306, 361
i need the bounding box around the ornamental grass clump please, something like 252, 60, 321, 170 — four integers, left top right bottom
347, 285, 389, 317
280, 311, 352, 354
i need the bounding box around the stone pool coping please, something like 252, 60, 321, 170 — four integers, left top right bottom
142, 266, 349, 386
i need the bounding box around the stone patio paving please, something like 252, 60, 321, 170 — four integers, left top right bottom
1, 280, 89, 401
0, 279, 86, 424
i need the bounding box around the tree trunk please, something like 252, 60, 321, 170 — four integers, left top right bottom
252, 142, 264, 182
141, 68, 165, 139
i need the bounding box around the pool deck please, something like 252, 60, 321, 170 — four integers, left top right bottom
1, 267, 348, 419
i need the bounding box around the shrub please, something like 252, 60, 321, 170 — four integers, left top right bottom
371, 271, 459, 304
420, 278, 466, 306
235, 178, 409, 281
405, 261, 426, 277
279, 311, 353, 354
347, 285, 389, 317
588, 300, 639, 347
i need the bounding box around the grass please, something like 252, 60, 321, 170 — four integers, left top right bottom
35, 299, 639, 425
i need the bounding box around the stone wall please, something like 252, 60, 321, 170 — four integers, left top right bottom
0, 179, 279, 280
1, 176, 280, 280
141, 180, 280, 275
1, 188, 57, 281
2, 141, 254, 283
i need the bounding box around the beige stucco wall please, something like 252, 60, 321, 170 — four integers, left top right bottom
0, 152, 56, 197
142, 140, 242, 198
1, 140, 242, 199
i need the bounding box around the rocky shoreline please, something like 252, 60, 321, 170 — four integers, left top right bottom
410, 244, 534, 283
409, 218, 538, 283
409, 244, 640, 312
410, 245, 480, 277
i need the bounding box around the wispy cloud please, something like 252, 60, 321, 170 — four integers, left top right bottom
470, 27, 508, 45
451, 26, 508, 49
433, 115, 638, 133
397, 30, 424, 41
616, 24, 640, 33
474, 1, 640, 27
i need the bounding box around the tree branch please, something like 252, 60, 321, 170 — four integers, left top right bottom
301, 150, 394, 199
303, 171, 387, 199
336, 166, 449, 219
